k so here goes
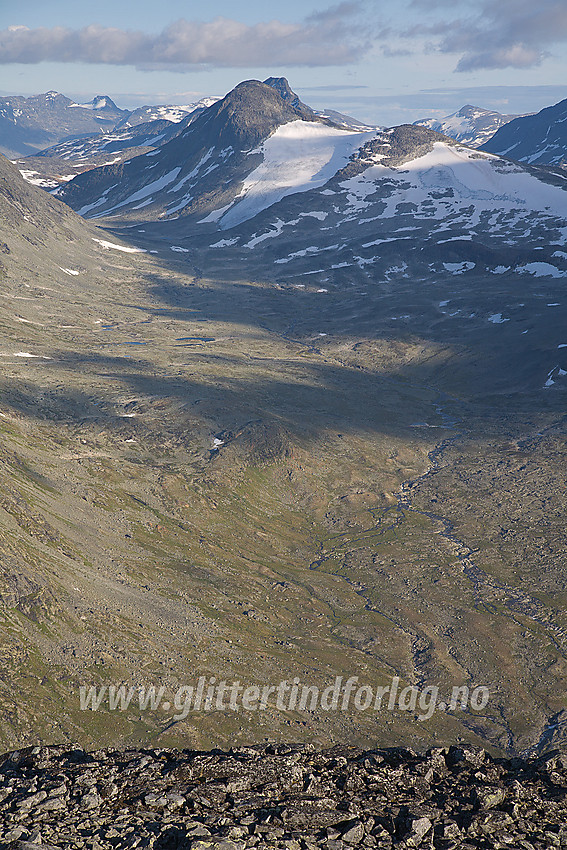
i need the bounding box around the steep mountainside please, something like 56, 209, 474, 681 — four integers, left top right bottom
0, 153, 113, 270
0, 91, 127, 157
414, 104, 523, 148
481, 97, 567, 165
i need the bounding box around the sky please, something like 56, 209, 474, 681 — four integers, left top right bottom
0, 0, 566, 124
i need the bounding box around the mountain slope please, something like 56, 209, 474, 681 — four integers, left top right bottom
13, 118, 188, 191
481, 98, 567, 165
208, 127, 567, 279
414, 105, 523, 148
0, 153, 114, 272
112, 123, 567, 287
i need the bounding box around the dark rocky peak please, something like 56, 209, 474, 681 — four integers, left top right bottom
32, 91, 74, 109
185, 79, 325, 151
263, 76, 313, 117
342, 124, 450, 177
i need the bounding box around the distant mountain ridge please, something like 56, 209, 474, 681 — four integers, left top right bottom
0, 91, 220, 158
414, 104, 524, 148
0, 91, 128, 157
481, 97, 567, 165
113, 97, 221, 130
0, 82, 373, 161
12, 117, 189, 191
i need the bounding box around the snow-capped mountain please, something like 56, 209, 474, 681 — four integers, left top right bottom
481, 98, 567, 166
0, 91, 127, 158
69, 95, 124, 115
59, 79, 346, 220
176, 124, 567, 286
113, 98, 220, 130
58, 79, 567, 285
414, 105, 523, 148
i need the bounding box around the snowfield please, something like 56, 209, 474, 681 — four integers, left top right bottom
217, 121, 376, 229
339, 143, 567, 229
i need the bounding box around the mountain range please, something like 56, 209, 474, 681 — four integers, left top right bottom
0, 91, 128, 158
0, 91, 221, 159
414, 104, 524, 148
13, 118, 190, 191
112, 97, 220, 130
0, 84, 370, 162
58, 79, 354, 220
55, 79, 567, 290
8, 81, 372, 194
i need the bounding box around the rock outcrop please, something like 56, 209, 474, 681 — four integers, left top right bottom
0, 744, 565, 848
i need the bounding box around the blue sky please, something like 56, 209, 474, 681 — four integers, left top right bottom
1, 0, 566, 124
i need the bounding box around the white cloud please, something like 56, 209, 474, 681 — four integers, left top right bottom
0, 6, 370, 69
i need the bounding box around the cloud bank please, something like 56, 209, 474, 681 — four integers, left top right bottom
0, 6, 369, 69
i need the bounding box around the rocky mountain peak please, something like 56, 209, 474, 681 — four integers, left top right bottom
193, 78, 323, 150
37, 91, 72, 107
89, 95, 120, 111
263, 76, 308, 111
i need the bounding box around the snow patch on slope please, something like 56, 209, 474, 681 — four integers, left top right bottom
91, 168, 181, 217
93, 238, 147, 254
517, 262, 566, 278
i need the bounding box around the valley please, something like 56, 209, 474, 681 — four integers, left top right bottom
0, 79, 566, 760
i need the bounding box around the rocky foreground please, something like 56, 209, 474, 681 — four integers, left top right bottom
0, 745, 566, 849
